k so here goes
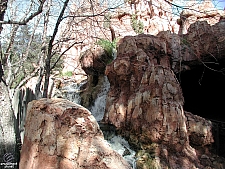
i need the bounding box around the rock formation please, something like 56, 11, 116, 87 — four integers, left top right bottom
178, 0, 224, 34
80, 45, 113, 77
19, 98, 132, 169
103, 34, 200, 168
103, 30, 225, 168
61, 0, 179, 81
79, 45, 112, 108
157, 19, 225, 73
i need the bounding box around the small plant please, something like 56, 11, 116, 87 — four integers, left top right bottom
97, 38, 118, 58
62, 71, 73, 77
131, 14, 144, 34
181, 37, 190, 46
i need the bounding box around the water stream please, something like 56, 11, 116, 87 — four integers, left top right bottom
90, 76, 110, 122
63, 76, 136, 168
62, 81, 85, 104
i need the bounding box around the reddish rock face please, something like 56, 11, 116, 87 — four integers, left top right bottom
103, 34, 217, 168
157, 20, 225, 73
19, 98, 132, 169
178, 1, 224, 34
80, 45, 112, 76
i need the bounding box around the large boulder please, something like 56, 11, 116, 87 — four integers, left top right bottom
103, 34, 222, 168
19, 98, 132, 169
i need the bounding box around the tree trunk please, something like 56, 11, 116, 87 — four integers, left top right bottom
0, 83, 19, 168
0, 1, 20, 168
42, 0, 69, 98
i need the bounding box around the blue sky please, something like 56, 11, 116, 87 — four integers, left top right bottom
213, 0, 225, 10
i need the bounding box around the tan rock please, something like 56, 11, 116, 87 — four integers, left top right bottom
103, 34, 215, 168
19, 98, 132, 169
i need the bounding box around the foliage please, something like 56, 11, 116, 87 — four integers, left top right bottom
136, 149, 160, 169
181, 37, 190, 46
2, 25, 42, 88
2, 24, 63, 88
131, 14, 144, 34
61, 71, 73, 77
97, 38, 118, 60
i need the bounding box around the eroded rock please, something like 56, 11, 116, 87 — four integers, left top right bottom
80, 45, 113, 76
103, 34, 225, 168
19, 98, 132, 169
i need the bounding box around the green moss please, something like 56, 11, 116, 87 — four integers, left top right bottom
181, 37, 190, 46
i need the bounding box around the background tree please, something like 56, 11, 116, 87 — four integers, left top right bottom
0, 1, 124, 165
0, 0, 45, 167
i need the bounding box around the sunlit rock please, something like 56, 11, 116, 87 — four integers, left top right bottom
19, 98, 132, 169
103, 33, 224, 168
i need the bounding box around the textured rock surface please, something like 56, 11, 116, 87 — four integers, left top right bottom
178, 1, 224, 34
185, 111, 213, 147
104, 34, 200, 168
157, 19, 225, 73
80, 45, 113, 76
62, 0, 180, 79
103, 34, 225, 168
19, 98, 132, 169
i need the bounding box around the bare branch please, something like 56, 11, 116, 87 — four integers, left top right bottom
62, 3, 124, 20
15, 67, 40, 90
0, 0, 46, 25
50, 40, 84, 70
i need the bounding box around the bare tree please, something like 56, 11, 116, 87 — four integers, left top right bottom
0, 0, 46, 166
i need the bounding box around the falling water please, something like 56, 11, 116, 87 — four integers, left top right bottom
62, 82, 84, 104
63, 76, 136, 168
108, 135, 136, 168
89, 76, 136, 168
90, 76, 110, 121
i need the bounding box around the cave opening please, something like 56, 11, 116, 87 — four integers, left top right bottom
176, 63, 225, 122
176, 62, 225, 157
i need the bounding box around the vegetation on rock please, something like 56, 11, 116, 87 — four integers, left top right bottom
97, 38, 118, 61
131, 14, 144, 34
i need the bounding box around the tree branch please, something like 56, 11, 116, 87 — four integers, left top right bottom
50, 41, 83, 70
0, 0, 46, 25
62, 3, 124, 20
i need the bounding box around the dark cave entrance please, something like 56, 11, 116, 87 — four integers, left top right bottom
176, 63, 225, 122
176, 62, 225, 157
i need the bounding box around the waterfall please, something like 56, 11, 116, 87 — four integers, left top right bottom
89, 76, 136, 169
90, 76, 110, 121
108, 135, 136, 168
62, 81, 84, 104
63, 76, 136, 168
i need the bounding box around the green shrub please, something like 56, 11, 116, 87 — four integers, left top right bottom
131, 14, 144, 34
62, 71, 73, 77
97, 38, 117, 58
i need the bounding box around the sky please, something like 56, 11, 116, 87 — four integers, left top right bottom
213, 0, 225, 10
